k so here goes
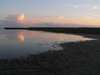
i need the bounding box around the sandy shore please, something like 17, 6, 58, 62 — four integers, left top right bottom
0, 33, 100, 75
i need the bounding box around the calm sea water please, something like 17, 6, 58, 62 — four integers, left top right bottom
0, 29, 95, 59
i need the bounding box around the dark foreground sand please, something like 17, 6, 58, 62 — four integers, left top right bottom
0, 34, 100, 75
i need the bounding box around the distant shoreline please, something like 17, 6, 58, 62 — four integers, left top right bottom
4, 27, 100, 34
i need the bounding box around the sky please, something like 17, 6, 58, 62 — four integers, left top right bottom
0, 0, 100, 27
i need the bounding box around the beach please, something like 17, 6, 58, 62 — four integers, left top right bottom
0, 33, 100, 75
1, 0, 100, 74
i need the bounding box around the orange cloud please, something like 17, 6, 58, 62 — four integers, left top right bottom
2, 14, 36, 27
92, 6, 98, 9
24, 20, 36, 25
35, 16, 68, 20
17, 14, 24, 21
6, 14, 25, 22
73, 6, 78, 8
80, 16, 93, 19
92, 14, 99, 16
57, 16, 68, 19
17, 14, 36, 25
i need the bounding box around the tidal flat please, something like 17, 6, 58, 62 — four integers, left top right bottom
0, 33, 100, 75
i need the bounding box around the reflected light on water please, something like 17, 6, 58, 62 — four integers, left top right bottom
24, 31, 36, 36
16, 31, 36, 41
0, 29, 97, 59
57, 37, 64, 41
17, 34, 24, 41
79, 37, 96, 41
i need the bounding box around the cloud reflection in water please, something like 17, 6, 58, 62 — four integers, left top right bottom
0, 30, 36, 42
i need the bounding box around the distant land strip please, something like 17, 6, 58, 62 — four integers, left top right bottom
4, 27, 100, 34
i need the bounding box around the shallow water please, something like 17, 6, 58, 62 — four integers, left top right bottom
0, 29, 95, 59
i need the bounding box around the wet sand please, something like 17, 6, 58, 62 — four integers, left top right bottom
0, 33, 100, 75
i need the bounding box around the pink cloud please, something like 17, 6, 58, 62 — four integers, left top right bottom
0, 14, 99, 27
6, 14, 24, 22
0, 14, 36, 27
57, 16, 68, 19
80, 16, 93, 19
92, 6, 99, 9
23, 20, 36, 25
35, 16, 68, 19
